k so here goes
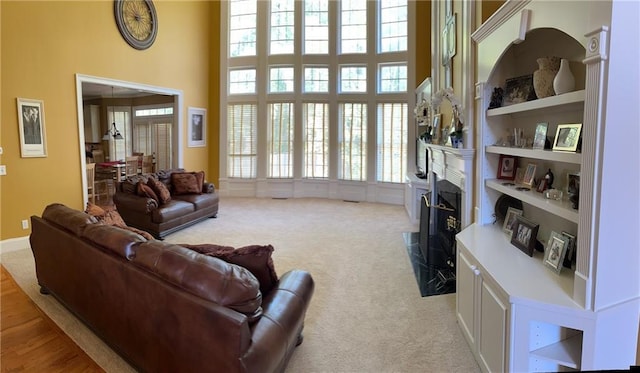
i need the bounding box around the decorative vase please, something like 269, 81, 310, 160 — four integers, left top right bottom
553, 58, 575, 95
533, 56, 560, 99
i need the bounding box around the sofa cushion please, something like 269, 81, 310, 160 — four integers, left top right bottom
172, 193, 217, 210
148, 177, 171, 204
150, 200, 195, 223
133, 242, 263, 321
43, 203, 98, 236
137, 181, 159, 203
85, 201, 106, 217
171, 172, 201, 195
181, 244, 278, 295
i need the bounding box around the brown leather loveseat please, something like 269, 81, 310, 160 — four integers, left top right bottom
113, 168, 219, 238
30, 203, 314, 373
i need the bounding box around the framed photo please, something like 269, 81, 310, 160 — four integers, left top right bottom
432, 114, 442, 144
533, 122, 548, 150
561, 231, 577, 268
544, 231, 569, 274
17, 98, 47, 158
514, 167, 525, 185
497, 155, 517, 180
503, 74, 536, 106
502, 207, 523, 236
187, 107, 206, 147
552, 123, 582, 152
441, 24, 449, 67
510, 215, 539, 257
536, 178, 547, 193
521, 163, 537, 187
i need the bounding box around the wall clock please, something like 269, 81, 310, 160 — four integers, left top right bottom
114, 0, 158, 50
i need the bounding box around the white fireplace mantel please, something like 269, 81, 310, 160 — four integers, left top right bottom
426, 144, 475, 229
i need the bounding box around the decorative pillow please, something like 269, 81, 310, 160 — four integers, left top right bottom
136, 181, 159, 203
85, 202, 106, 217
171, 172, 201, 195
147, 177, 171, 204
180, 243, 278, 294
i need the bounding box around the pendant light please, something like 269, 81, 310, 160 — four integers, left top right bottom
103, 87, 124, 140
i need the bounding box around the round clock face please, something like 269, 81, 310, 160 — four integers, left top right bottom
114, 0, 158, 50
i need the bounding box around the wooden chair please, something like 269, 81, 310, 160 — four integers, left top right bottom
86, 163, 109, 204
133, 152, 144, 173
125, 156, 139, 178
142, 155, 154, 173
92, 149, 105, 163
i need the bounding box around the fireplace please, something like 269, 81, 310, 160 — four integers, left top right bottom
419, 178, 462, 273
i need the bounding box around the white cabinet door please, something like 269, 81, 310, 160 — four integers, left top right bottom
84, 105, 101, 143
477, 278, 508, 373
456, 250, 477, 347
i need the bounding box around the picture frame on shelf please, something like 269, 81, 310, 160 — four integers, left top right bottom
532, 122, 548, 150
536, 178, 547, 193
544, 231, 570, 274
432, 113, 442, 144
510, 215, 539, 257
187, 107, 207, 147
520, 163, 537, 188
552, 123, 582, 152
497, 154, 517, 180
502, 207, 523, 236
514, 167, 525, 185
503, 74, 536, 106
561, 231, 577, 268
16, 97, 47, 158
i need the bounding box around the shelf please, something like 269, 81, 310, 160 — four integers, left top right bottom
487, 90, 585, 117
486, 146, 582, 165
530, 333, 582, 369
456, 223, 580, 310
486, 179, 579, 223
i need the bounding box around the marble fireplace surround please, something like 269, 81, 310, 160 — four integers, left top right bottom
425, 144, 475, 230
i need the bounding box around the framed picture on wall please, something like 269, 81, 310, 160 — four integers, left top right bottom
17, 98, 47, 158
187, 107, 207, 148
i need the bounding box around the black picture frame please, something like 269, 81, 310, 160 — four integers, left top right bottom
503, 74, 536, 106
561, 231, 577, 268
510, 216, 539, 257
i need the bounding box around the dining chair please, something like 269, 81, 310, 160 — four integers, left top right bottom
125, 156, 139, 178
87, 163, 110, 204
92, 149, 105, 163
133, 152, 144, 173
142, 155, 154, 173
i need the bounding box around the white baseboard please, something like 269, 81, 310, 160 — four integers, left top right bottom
0, 236, 30, 256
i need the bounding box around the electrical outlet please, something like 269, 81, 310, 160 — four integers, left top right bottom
0, 165, 6, 175
22, 220, 29, 230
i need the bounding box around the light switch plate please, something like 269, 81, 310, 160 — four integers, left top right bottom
0, 146, 3, 155
0, 165, 6, 175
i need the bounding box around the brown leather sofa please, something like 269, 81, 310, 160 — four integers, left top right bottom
113, 168, 219, 239
30, 203, 314, 373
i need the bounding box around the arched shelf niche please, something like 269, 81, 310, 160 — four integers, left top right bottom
487, 27, 587, 95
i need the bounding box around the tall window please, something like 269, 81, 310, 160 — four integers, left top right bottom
224, 0, 409, 184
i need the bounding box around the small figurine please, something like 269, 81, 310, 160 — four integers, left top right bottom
544, 169, 554, 189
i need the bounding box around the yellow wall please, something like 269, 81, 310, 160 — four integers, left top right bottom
415, 1, 432, 86
1, 1, 216, 240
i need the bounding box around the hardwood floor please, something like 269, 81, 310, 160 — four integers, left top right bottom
1, 265, 103, 372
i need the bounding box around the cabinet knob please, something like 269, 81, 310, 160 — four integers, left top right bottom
470, 265, 476, 271
473, 269, 481, 276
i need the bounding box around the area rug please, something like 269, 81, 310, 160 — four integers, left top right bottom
2, 197, 480, 373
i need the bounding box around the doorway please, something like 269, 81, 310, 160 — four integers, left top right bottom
75, 74, 184, 206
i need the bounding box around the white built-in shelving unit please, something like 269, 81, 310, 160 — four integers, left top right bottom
455, 1, 640, 372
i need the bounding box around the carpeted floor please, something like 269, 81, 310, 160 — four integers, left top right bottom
1, 197, 480, 373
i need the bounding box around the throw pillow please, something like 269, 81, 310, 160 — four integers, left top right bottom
171, 172, 201, 195
85, 201, 106, 217
147, 177, 171, 204
180, 243, 278, 294
136, 181, 159, 203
